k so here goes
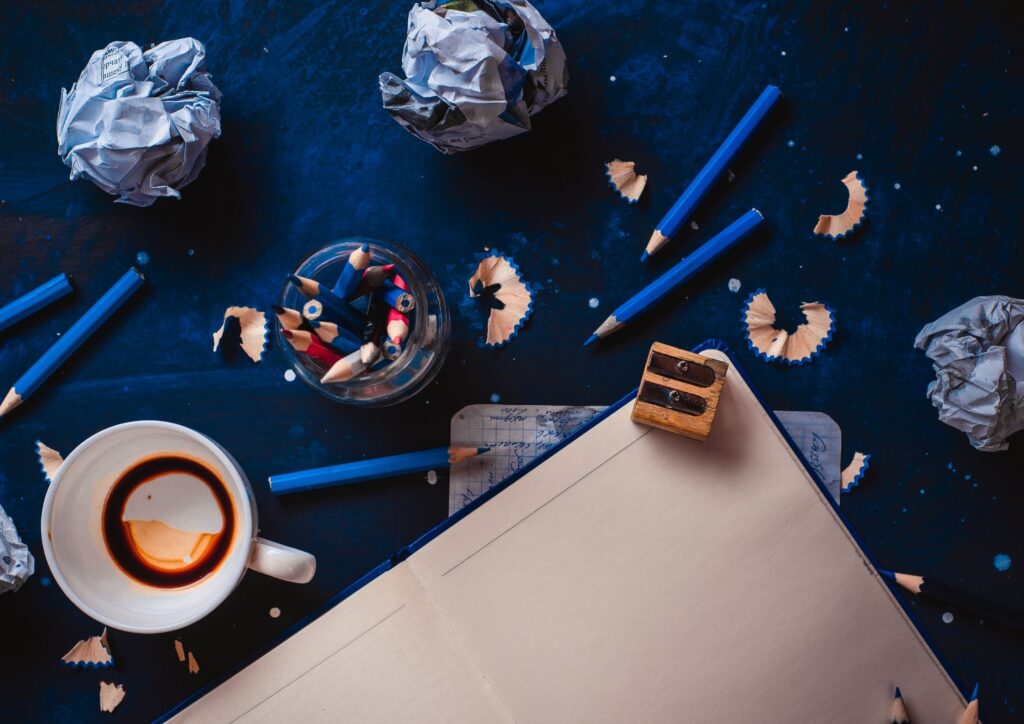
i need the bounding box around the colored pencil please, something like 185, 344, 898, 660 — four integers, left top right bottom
306, 318, 362, 353
0, 268, 144, 418
273, 305, 306, 331
281, 328, 342, 367
321, 342, 380, 383
331, 243, 371, 300
353, 264, 396, 298
383, 307, 410, 360
376, 278, 415, 313
586, 209, 764, 346
958, 683, 979, 724
891, 687, 910, 724
0, 272, 74, 333
269, 446, 491, 495
879, 568, 1024, 632
641, 84, 782, 262
288, 274, 368, 331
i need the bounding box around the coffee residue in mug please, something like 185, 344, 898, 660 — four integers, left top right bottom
102, 454, 236, 588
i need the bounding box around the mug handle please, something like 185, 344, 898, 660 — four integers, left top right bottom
248, 538, 317, 584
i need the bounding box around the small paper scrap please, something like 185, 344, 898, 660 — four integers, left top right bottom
212, 307, 268, 363
99, 682, 125, 713
62, 628, 113, 668
742, 289, 835, 366
605, 160, 647, 203
813, 171, 868, 239
841, 452, 870, 493
36, 441, 64, 484
0, 503, 34, 594
468, 252, 534, 347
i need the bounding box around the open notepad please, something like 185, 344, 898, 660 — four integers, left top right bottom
172, 349, 965, 723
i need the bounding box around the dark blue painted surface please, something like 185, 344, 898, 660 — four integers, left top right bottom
0, 1, 1021, 721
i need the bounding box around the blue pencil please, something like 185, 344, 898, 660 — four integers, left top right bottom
376, 278, 415, 313
641, 85, 782, 262
331, 243, 371, 300
270, 446, 490, 495
289, 274, 368, 332
586, 209, 764, 346
0, 273, 74, 333
0, 268, 144, 418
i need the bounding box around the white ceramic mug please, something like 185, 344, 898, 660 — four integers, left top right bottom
40, 421, 316, 633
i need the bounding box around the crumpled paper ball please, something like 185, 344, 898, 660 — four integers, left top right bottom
379, 0, 568, 154
914, 295, 1024, 452
57, 38, 222, 206
0, 503, 34, 594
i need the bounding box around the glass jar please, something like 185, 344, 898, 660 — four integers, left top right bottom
276, 238, 450, 406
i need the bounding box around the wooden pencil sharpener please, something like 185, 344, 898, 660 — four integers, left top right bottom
630, 342, 728, 441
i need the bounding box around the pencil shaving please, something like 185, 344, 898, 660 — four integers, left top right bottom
62, 627, 113, 668
99, 682, 125, 713
742, 290, 835, 365
35, 441, 64, 484
212, 307, 268, 363
174, 639, 185, 662
841, 452, 870, 493
468, 252, 533, 347
187, 650, 200, 674
813, 171, 868, 239
605, 159, 647, 203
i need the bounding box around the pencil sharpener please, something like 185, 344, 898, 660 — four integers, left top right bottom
630, 342, 728, 441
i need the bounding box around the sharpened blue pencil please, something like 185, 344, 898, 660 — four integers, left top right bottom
331, 243, 371, 299
0, 268, 144, 418
958, 683, 979, 724
891, 687, 910, 724
270, 446, 491, 495
289, 274, 368, 332
0, 273, 74, 333
642, 85, 782, 262
587, 209, 764, 346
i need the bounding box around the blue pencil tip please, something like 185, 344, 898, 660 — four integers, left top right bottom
360, 243, 369, 251
639, 251, 649, 263
287, 273, 302, 286
477, 447, 491, 455
583, 334, 599, 347
894, 687, 902, 699
969, 682, 979, 701
877, 567, 895, 580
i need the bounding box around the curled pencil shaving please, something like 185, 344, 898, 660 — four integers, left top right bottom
468, 253, 533, 347
605, 159, 647, 203
841, 452, 870, 493
99, 682, 125, 713
813, 171, 868, 239
36, 441, 64, 484
212, 306, 268, 363
743, 290, 835, 365
62, 628, 113, 668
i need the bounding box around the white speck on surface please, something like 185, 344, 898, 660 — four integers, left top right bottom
844, 26, 849, 31
972, 165, 978, 171
490, 393, 500, 403
955, 150, 962, 157
726, 169, 736, 183
426, 470, 438, 485
787, 140, 795, 148
990, 144, 1001, 156
935, 204, 942, 211
284, 369, 296, 382
728, 278, 742, 293
662, 54, 668, 59
690, 221, 699, 230
187, 248, 195, 256
856, 153, 863, 160
588, 297, 599, 308
609, 75, 616, 82
894, 182, 901, 190
780, 50, 786, 56
136, 251, 150, 266
942, 612, 954, 624
269, 607, 281, 618
263, 47, 269, 53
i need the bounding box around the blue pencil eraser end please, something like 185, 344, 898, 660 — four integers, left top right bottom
583, 334, 599, 348
639, 251, 650, 263
970, 682, 979, 701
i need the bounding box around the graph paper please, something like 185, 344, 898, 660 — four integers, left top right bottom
448, 405, 603, 515
448, 405, 842, 515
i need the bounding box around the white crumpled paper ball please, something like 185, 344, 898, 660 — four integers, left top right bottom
56, 37, 222, 206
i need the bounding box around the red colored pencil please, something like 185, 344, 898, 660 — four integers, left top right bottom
353, 264, 396, 298
281, 328, 341, 367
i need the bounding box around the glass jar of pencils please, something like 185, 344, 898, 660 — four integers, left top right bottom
276, 238, 451, 406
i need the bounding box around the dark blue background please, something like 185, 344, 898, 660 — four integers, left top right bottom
1, 1, 1021, 721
